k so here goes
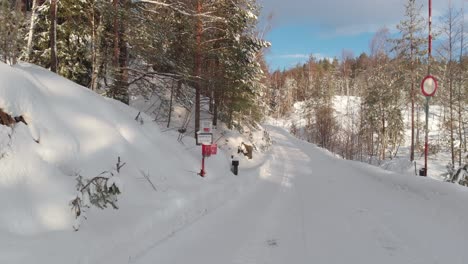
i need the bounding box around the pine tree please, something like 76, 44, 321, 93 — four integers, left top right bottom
29, 0, 94, 85
394, 0, 426, 162
204, 0, 269, 128
360, 59, 404, 161
0, 0, 25, 64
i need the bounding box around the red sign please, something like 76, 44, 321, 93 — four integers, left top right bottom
202, 144, 218, 156
421, 75, 438, 97
202, 144, 211, 157
211, 144, 217, 155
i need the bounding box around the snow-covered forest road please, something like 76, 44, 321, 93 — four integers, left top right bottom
130, 125, 468, 264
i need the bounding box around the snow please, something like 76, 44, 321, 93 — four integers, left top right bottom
278, 96, 466, 181
128, 126, 468, 264
1, 63, 468, 263
0, 62, 264, 263
107, 175, 123, 192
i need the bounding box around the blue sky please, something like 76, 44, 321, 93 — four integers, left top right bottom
259, 0, 468, 71
265, 24, 375, 70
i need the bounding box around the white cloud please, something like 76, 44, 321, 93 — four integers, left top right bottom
276, 54, 310, 59
272, 53, 333, 61
259, 0, 467, 36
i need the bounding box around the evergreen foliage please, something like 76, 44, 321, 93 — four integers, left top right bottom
70, 157, 125, 231
0, 0, 269, 126
0, 0, 26, 64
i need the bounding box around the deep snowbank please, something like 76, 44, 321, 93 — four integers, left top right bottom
0, 62, 266, 263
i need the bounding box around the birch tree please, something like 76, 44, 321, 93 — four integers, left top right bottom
438, 3, 463, 166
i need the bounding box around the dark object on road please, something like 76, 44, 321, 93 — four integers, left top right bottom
231, 155, 239, 175
419, 168, 426, 176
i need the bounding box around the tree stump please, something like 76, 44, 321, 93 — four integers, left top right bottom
0, 109, 15, 126
0, 108, 27, 127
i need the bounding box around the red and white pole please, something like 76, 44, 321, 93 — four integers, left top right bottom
428, 0, 432, 58
424, 0, 432, 176
200, 156, 205, 177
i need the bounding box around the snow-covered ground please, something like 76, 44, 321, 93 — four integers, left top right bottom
123, 126, 468, 264
1, 63, 468, 263
0, 62, 267, 263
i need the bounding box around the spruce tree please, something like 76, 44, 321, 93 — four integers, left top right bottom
0, 0, 25, 64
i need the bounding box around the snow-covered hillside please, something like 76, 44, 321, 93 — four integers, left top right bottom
277, 96, 467, 181
0, 62, 266, 263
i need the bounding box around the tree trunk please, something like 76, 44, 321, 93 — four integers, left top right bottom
113, 0, 120, 68
416, 104, 420, 151
457, 80, 463, 166
410, 81, 414, 161
447, 6, 455, 166
111, 0, 129, 104
410, 32, 415, 162
90, 2, 101, 91
458, 13, 465, 166
212, 90, 218, 128
212, 60, 220, 128
118, 14, 128, 103
49, 0, 58, 72
167, 80, 175, 128
228, 108, 233, 130
381, 109, 386, 161
193, 0, 202, 138
25, 0, 38, 61
449, 76, 455, 166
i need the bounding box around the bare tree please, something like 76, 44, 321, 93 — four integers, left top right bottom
438, 2, 463, 166
456, 4, 466, 166
394, 0, 426, 162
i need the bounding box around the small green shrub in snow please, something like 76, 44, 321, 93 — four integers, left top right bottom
70, 157, 125, 231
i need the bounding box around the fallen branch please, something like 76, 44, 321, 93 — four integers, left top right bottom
139, 169, 157, 192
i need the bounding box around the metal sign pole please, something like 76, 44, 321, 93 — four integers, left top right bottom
424, 97, 430, 176
200, 156, 205, 177
428, 0, 432, 64
424, 0, 432, 176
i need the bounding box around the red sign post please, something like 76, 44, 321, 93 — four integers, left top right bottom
199, 144, 217, 177
202, 144, 212, 156
420, 0, 437, 177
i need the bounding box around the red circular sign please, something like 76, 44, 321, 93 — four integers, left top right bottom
421, 75, 438, 97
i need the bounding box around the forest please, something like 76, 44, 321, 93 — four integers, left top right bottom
0, 0, 466, 168
0, 0, 270, 136
264, 1, 467, 168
